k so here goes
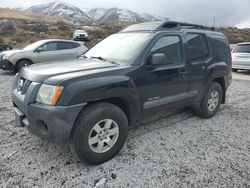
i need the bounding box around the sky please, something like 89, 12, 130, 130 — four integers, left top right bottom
0, 0, 250, 28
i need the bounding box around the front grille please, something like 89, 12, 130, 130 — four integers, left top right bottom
17, 76, 32, 95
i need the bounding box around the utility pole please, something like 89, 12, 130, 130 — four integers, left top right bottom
213, 16, 216, 27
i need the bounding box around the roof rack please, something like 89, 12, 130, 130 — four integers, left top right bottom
121, 21, 216, 32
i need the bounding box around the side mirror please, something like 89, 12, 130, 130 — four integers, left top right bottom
151, 53, 167, 66
36, 47, 43, 53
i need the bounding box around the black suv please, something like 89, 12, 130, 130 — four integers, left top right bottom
12, 21, 232, 165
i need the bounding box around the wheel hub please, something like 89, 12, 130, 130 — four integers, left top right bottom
88, 119, 119, 153
207, 90, 219, 112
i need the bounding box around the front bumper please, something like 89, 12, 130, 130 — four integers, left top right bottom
12, 76, 87, 143
0, 59, 14, 71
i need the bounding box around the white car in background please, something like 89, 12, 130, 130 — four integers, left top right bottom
0, 39, 88, 72
73, 30, 89, 41
232, 42, 250, 72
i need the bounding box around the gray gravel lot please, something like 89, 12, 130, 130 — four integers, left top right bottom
0, 70, 250, 188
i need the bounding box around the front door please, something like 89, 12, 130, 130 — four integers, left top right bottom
134, 35, 192, 112
33, 42, 60, 63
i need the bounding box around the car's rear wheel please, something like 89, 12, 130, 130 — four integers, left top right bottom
70, 103, 128, 165
195, 82, 223, 119
16, 60, 32, 72
232, 68, 238, 72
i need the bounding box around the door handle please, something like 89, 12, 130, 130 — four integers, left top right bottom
180, 70, 189, 77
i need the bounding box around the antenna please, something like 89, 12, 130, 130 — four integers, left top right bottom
213, 16, 216, 27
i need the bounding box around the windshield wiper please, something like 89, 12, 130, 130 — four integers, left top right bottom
90, 56, 119, 66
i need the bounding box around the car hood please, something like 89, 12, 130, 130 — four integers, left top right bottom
20, 58, 124, 84
2, 49, 22, 56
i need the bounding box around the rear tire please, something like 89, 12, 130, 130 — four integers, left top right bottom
70, 103, 128, 165
195, 82, 223, 119
16, 60, 32, 72
232, 68, 238, 72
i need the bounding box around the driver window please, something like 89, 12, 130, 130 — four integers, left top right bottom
151, 36, 182, 65
41, 42, 57, 52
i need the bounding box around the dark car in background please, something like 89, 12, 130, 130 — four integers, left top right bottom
0, 44, 12, 52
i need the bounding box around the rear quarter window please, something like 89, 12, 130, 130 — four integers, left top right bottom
210, 35, 230, 63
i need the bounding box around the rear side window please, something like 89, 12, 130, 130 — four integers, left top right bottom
57, 42, 80, 50
234, 44, 250, 53
200, 35, 210, 57
151, 36, 182, 65
72, 42, 81, 48
187, 33, 210, 61
187, 34, 204, 61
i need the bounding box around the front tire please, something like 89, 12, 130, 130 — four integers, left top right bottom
16, 60, 32, 72
195, 82, 223, 119
232, 68, 238, 72
70, 103, 128, 165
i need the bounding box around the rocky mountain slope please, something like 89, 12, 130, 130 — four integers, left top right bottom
26, 1, 167, 22
26, 1, 91, 22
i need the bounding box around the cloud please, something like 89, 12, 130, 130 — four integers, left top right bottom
0, 0, 250, 27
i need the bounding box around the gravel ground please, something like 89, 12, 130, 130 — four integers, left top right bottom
0, 70, 250, 188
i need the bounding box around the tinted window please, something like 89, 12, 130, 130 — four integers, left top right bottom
151, 36, 182, 65
58, 42, 76, 50
41, 42, 57, 51
234, 44, 250, 53
187, 34, 204, 61
72, 42, 81, 48
200, 35, 210, 57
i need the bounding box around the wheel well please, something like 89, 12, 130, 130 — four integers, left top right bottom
213, 77, 226, 104
15, 58, 33, 68
88, 97, 132, 126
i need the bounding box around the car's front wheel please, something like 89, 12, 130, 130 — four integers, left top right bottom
70, 103, 128, 165
16, 60, 32, 72
195, 82, 223, 119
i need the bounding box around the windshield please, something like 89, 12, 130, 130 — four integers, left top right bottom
234, 44, 250, 53
85, 33, 153, 64
23, 41, 45, 51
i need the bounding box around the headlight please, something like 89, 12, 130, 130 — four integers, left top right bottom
36, 84, 64, 106
2, 54, 14, 60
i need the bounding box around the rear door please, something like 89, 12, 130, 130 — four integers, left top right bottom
57, 42, 83, 60
185, 33, 212, 96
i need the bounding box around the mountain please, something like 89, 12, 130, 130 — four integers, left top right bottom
26, 1, 91, 22
88, 8, 146, 23
26, 1, 167, 23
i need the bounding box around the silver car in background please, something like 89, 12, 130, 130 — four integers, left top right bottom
232, 42, 250, 72
0, 39, 88, 72
73, 30, 88, 41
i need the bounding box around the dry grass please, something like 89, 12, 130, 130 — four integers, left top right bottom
0, 8, 69, 22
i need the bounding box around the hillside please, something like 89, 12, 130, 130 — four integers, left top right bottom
25, 1, 166, 23
0, 7, 68, 22
26, 1, 91, 22
0, 7, 250, 50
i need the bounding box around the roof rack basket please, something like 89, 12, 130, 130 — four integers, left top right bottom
121, 21, 216, 32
